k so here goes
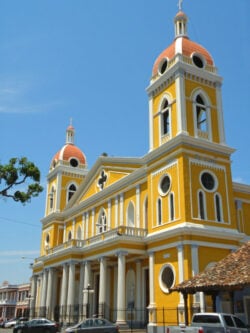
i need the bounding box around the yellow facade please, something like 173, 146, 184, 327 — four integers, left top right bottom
31, 7, 250, 332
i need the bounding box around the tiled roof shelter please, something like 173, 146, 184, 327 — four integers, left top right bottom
171, 241, 250, 325
172, 241, 250, 294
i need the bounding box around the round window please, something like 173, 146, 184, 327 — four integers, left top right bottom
192, 54, 204, 68
159, 58, 168, 75
201, 172, 216, 191
70, 158, 78, 167
159, 175, 171, 195
160, 265, 175, 292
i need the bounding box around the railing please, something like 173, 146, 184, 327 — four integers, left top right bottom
151, 53, 217, 82
45, 226, 147, 256
30, 304, 149, 329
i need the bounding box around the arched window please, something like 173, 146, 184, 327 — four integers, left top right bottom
196, 94, 207, 132
127, 201, 135, 227
157, 198, 162, 225
169, 192, 174, 221
215, 193, 223, 222
97, 209, 107, 233
68, 183, 77, 202
161, 99, 170, 136
198, 191, 206, 220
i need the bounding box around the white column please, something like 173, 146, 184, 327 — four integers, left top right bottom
108, 199, 111, 229
116, 251, 127, 326
63, 224, 66, 243
67, 261, 76, 322
178, 244, 184, 305
30, 275, 37, 318
136, 260, 142, 322
83, 261, 92, 317
72, 219, 76, 238
119, 194, 124, 226
82, 214, 85, 240
148, 252, 156, 326
91, 209, 95, 236
46, 268, 54, 318
136, 185, 140, 228
99, 257, 107, 316
191, 244, 204, 310
148, 96, 154, 151
67, 262, 76, 307
40, 270, 48, 308
60, 264, 68, 312
175, 70, 187, 135
78, 262, 85, 306
55, 172, 62, 212
149, 252, 155, 306
115, 196, 119, 227
216, 82, 226, 144
86, 212, 89, 239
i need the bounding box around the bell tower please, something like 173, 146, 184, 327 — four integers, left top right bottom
45, 123, 88, 216
146, 6, 237, 231
147, 8, 226, 152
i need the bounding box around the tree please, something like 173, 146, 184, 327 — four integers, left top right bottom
0, 157, 43, 204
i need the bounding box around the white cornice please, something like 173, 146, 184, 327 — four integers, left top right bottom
144, 134, 235, 166
47, 164, 88, 180
233, 182, 250, 193
146, 221, 245, 245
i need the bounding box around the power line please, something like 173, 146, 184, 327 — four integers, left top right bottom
0, 216, 40, 228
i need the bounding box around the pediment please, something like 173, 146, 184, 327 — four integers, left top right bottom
66, 156, 144, 208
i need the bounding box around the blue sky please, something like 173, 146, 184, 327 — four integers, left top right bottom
0, 0, 249, 285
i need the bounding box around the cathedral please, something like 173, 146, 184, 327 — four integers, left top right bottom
31, 3, 250, 332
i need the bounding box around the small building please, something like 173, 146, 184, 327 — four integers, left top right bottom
30, 3, 250, 332
0, 281, 30, 321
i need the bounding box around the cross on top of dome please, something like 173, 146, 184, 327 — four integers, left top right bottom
178, 0, 183, 11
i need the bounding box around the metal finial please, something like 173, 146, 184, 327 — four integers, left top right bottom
178, 0, 183, 11
69, 117, 73, 126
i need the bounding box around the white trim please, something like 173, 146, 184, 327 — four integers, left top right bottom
148, 96, 154, 151
216, 83, 226, 144
147, 236, 239, 254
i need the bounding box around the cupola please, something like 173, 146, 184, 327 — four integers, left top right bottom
50, 123, 87, 170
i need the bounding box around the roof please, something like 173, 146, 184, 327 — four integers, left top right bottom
172, 241, 250, 294
52, 144, 86, 166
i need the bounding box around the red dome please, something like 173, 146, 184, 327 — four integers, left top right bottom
52, 144, 86, 166
152, 37, 214, 77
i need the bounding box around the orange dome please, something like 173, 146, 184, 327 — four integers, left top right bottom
52, 144, 86, 166
152, 37, 214, 77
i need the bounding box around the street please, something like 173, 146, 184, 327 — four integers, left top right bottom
0, 329, 12, 333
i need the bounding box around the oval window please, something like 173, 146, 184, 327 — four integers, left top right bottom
192, 54, 204, 68
159, 58, 168, 75
159, 264, 175, 293
159, 175, 171, 195
201, 172, 216, 191
70, 158, 78, 167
